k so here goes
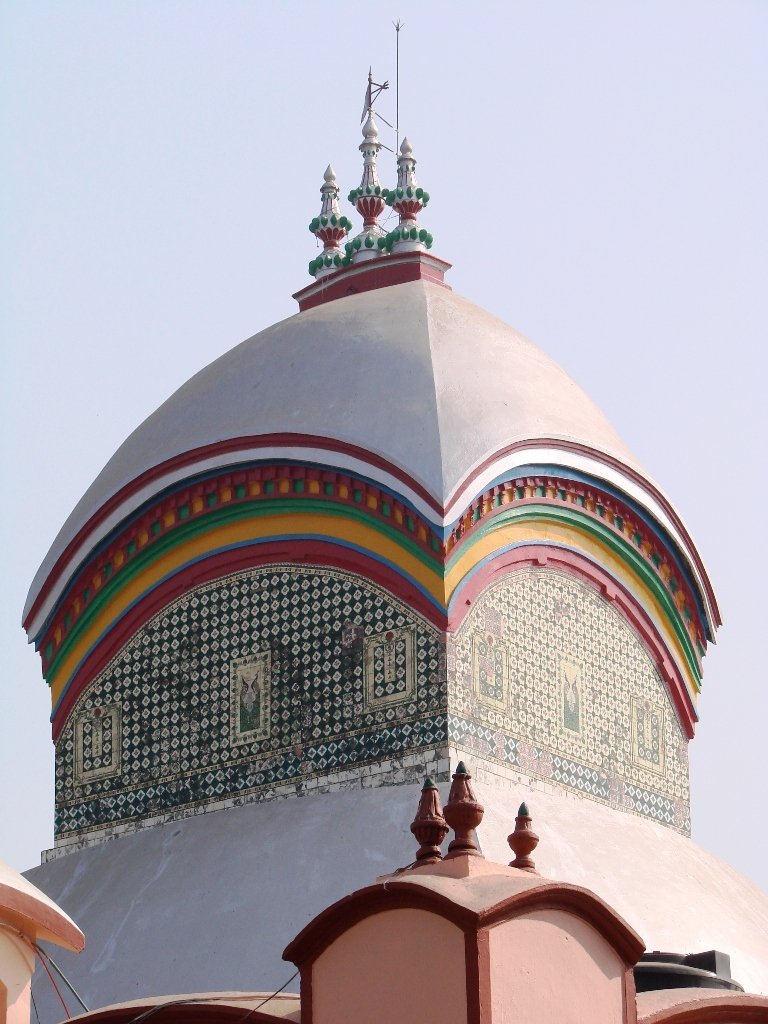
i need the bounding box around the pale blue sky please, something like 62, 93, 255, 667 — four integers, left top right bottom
2, 1, 766, 891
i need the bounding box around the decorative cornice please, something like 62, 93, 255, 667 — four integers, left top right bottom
446, 474, 707, 663
25, 435, 717, 643
36, 452, 706, 746
38, 465, 443, 675
36, 462, 706, 685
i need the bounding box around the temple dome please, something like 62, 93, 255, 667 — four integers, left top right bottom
25, 279, 649, 624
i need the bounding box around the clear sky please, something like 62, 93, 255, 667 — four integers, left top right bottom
2, 1, 766, 891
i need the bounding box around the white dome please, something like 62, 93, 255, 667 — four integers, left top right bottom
26, 280, 646, 624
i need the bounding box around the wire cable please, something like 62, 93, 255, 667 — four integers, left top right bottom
35, 946, 71, 1018
237, 971, 299, 1022
31, 989, 41, 1024
34, 943, 90, 1013
123, 973, 300, 1024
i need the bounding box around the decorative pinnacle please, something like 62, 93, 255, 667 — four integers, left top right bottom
508, 801, 539, 873
346, 112, 388, 262
380, 137, 433, 255
443, 762, 484, 858
410, 777, 449, 865
308, 165, 353, 279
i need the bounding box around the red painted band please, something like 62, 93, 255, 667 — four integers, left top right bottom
445, 544, 697, 739
447, 439, 720, 627
25, 435, 445, 632
50, 540, 448, 739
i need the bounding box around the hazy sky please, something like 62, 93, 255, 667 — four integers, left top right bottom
2, 1, 766, 891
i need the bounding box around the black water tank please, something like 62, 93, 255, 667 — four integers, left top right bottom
634, 950, 744, 993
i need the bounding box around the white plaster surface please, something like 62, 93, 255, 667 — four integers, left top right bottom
25, 280, 641, 624
24, 781, 768, 1020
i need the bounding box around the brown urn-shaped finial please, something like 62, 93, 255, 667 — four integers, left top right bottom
443, 762, 484, 857
410, 777, 449, 865
508, 801, 539, 872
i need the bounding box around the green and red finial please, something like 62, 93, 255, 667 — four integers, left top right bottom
308, 165, 353, 278
380, 137, 433, 255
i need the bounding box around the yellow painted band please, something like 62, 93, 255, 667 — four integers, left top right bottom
49, 511, 447, 708
445, 518, 698, 704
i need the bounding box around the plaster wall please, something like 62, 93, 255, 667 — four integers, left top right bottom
488, 909, 626, 1024
0, 931, 34, 1024
311, 908, 467, 1024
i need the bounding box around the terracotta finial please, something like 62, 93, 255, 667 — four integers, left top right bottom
410, 777, 449, 865
443, 762, 484, 857
508, 801, 539, 872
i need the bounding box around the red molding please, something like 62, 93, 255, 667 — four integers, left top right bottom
283, 877, 644, 972
25, 434, 444, 633
27, 435, 719, 640
447, 438, 721, 629
292, 251, 452, 312
446, 544, 698, 738
0, 880, 84, 952
60, 1004, 295, 1024
40, 464, 442, 671
447, 476, 706, 658
639, 995, 768, 1023
52, 541, 699, 740
50, 540, 447, 739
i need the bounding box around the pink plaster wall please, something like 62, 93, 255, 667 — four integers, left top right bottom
0, 930, 35, 1024
488, 908, 627, 1024
311, 908, 467, 1024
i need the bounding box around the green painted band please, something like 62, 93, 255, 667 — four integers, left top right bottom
44, 498, 443, 683
450, 503, 702, 688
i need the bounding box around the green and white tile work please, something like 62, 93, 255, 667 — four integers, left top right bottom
448, 568, 690, 833
52, 563, 691, 855
53, 566, 448, 852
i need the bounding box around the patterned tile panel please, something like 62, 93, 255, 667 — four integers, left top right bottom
55, 566, 447, 841
448, 567, 691, 833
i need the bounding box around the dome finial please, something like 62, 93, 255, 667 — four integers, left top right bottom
409, 777, 449, 865
443, 761, 484, 858
347, 72, 390, 262
307, 165, 353, 279
382, 136, 433, 255
508, 801, 540, 872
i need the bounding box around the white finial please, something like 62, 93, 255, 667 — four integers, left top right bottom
400, 137, 413, 157
324, 164, 336, 184
362, 113, 378, 144
346, 91, 389, 263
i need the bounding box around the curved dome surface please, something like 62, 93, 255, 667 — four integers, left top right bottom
24, 781, 768, 1017
26, 279, 647, 623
